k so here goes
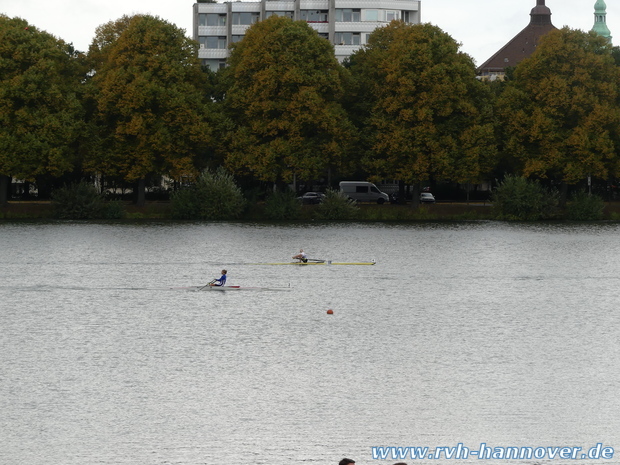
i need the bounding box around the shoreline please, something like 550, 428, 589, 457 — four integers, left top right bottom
3, 200, 620, 222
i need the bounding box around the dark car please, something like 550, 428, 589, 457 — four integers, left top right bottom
298, 192, 325, 205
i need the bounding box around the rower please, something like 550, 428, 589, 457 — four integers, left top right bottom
211, 269, 227, 286
292, 249, 308, 263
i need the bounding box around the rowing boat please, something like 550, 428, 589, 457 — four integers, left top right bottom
202, 285, 285, 291
172, 285, 291, 291
247, 260, 376, 266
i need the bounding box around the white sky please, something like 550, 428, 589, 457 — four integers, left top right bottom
0, 0, 616, 66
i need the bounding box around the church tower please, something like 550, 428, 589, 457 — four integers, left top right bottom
591, 0, 612, 42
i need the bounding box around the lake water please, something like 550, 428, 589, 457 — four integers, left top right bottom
2, 221, 620, 465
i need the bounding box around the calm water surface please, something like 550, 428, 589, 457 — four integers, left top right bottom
1, 221, 620, 464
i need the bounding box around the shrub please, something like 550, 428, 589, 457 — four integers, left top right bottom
102, 200, 126, 219
566, 191, 604, 221
317, 188, 359, 220
264, 190, 302, 220
170, 168, 246, 220
492, 175, 559, 221
51, 181, 105, 219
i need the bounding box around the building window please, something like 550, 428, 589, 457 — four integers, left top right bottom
265, 11, 293, 19
205, 36, 227, 49
335, 9, 361, 22
300, 10, 328, 22
231, 35, 244, 43
334, 32, 361, 45
199, 13, 226, 26
232, 12, 260, 25
385, 10, 398, 22
208, 13, 227, 26
318, 33, 329, 40
402, 11, 411, 23
203, 59, 227, 72
364, 10, 378, 21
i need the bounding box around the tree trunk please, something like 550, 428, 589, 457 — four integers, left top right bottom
35, 176, 52, 200
398, 180, 406, 205
23, 181, 31, 200
0, 175, 9, 205
135, 178, 146, 206
410, 182, 421, 208
559, 182, 568, 208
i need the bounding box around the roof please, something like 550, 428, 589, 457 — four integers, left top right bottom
477, 0, 556, 74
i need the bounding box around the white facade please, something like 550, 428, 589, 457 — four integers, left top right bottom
193, 0, 421, 71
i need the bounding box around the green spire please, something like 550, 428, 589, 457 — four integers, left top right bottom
592, 0, 612, 42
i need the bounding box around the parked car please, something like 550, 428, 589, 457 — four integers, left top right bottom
298, 192, 325, 205
419, 192, 436, 204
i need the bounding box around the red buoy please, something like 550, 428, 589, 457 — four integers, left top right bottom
327, 309, 334, 315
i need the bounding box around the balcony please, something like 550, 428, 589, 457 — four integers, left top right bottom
198, 48, 229, 59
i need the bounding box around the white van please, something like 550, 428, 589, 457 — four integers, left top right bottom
339, 181, 389, 204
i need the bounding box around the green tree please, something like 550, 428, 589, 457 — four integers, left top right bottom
221, 16, 357, 187
86, 15, 213, 205
496, 28, 620, 201
347, 22, 496, 205
0, 15, 85, 203
610, 45, 620, 66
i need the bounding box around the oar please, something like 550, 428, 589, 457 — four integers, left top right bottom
198, 280, 216, 290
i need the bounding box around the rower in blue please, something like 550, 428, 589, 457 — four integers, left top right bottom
211, 269, 227, 286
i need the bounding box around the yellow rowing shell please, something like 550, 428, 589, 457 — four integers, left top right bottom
248, 261, 376, 266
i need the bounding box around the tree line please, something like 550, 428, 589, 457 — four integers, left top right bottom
2, 13, 620, 206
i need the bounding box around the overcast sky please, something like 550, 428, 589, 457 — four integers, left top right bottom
1, 0, 616, 66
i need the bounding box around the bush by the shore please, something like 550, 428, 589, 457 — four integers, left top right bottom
316, 188, 359, 220
51, 181, 126, 219
491, 175, 560, 221
170, 168, 246, 220
263, 190, 302, 220
566, 191, 605, 221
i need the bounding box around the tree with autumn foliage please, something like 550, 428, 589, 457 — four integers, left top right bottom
496, 27, 620, 202
346, 22, 496, 205
86, 15, 213, 205
221, 16, 357, 187
0, 15, 85, 203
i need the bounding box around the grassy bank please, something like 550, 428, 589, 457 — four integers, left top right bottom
4, 200, 620, 221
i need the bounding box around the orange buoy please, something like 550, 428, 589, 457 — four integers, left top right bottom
327, 309, 334, 315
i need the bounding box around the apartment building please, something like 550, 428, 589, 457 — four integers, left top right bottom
193, 0, 421, 71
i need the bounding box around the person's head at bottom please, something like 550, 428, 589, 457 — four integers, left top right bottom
339, 459, 355, 465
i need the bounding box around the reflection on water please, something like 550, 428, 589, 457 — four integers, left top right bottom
2, 221, 620, 464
